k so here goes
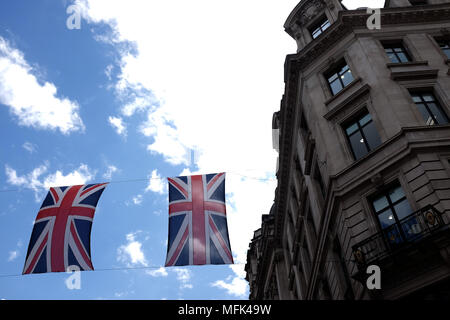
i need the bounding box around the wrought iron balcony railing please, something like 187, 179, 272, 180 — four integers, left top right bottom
352, 205, 449, 269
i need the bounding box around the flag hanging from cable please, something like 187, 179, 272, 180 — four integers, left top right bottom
23, 183, 108, 274
165, 173, 234, 266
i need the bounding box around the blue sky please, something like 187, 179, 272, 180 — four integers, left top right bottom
0, 0, 383, 300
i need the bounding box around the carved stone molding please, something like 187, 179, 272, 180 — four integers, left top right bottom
371, 173, 384, 189
289, 7, 450, 73
295, 0, 327, 26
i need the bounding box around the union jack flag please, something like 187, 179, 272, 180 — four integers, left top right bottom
165, 173, 234, 266
23, 183, 108, 274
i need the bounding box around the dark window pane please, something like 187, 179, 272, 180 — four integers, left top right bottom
411, 95, 422, 103
359, 113, 372, 127
443, 48, 450, 59
345, 123, 358, 136
340, 69, 354, 86
416, 103, 435, 125
310, 17, 330, 39
411, 92, 448, 126
378, 208, 396, 229
383, 43, 410, 63
328, 73, 338, 82
362, 121, 382, 150
428, 103, 449, 124
422, 94, 435, 102
426, 116, 436, 126
349, 131, 368, 160
397, 52, 409, 63
389, 185, 405, 203
387, 53, 398, 63
373, 195, 389, 213
312, 29, 322, 39
329, 80, 343, 95
394, 199, 413, 221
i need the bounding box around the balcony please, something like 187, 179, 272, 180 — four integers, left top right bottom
352, 205, 450, 276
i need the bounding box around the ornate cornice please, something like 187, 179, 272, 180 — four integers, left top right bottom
274, 56, 300, 244
296, 0, 326, 26
289, 5, 450, 73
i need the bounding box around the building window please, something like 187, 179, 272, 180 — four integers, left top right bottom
344, 110, 382, 160
410, 92, 449, 125
435, 38, 450, 59
309, 15, 331, 39
306, 205, 317, 244
294, 155, 303, 189
371, 183, 415, 246
325, 60, 354, 95
383, 42, 411, 63
313, 162, 326, 198
299, 112, 310, 139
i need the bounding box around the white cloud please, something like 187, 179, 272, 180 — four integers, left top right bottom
0, 36, 84, 134
173, 268, 193, 290
22, 142, 37, 154
103, 165, 118, 180
146, 267, 168, 277
131, 194, 143, 205
117, 231, 148, 267
5, 163, 48, 199
114, 290, 134, 298
145, 169, 165, 194
211, 276, 248, 298
7, 250, 18, 262
5, 163, 95, 201
105, 64, 114, 80
108, 116, 127, 136
5, 165, 29, 186
43, 164, 95, 188
122, 96, 155, 117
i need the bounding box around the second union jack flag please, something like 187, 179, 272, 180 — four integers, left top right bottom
165, 173, 234, 266
23, 183, 108, 274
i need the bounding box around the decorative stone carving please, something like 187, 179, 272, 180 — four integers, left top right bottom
371, 173, 384, 189
297, 0, 326, 26
324, 0, 335, 10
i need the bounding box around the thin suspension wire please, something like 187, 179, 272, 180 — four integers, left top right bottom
0, 263, 248, 279
0, 172, 277, 194
0, 259, 364, 279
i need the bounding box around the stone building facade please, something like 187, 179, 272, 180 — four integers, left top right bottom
246, 0, 450, 300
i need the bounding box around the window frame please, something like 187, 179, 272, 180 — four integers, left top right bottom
308, 14, 331, 40
435, 37, 450, 60
342, 109, 382, 161
324, 59, 355, 96
369, 182, 414, 245
382, 41, 412, 64
409, 90, 449, 126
